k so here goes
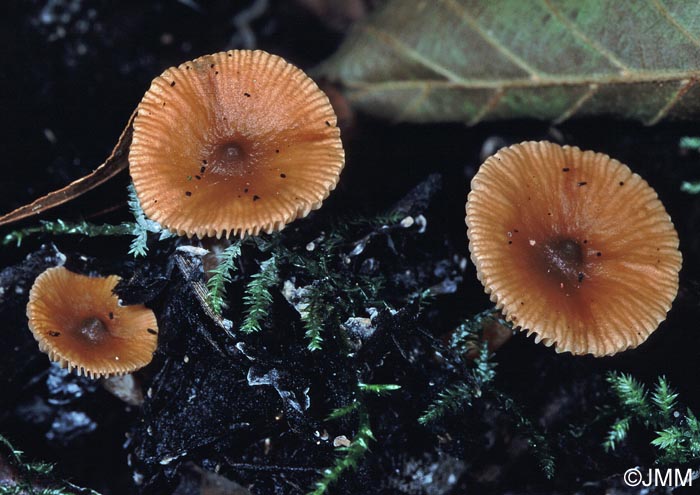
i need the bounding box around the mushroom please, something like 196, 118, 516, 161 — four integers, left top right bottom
26, 267, 158, 378
129, 49, 345, 238
465, 141, 682, 356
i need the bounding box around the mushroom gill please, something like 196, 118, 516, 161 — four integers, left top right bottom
465, 141, 682, 356
129, 49, 345, 239
27, 266, 158, 378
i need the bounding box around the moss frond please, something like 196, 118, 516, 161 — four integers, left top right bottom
326, 401, 361, 421
418, 382, 477, 425
652, 376, 679, 422
127, 183, 174, 257
605, 372, 700, 464
603, 417, 630, 452
240, 255, 278, 334
298, 282, 330, 352
3, 219, 134, 248
205, 241, 242, 315
309, 408, 374, 495
493, 391, 556, 479
0, 433, 100, 495
606, 372, 653, 422
357, 383, 401, 395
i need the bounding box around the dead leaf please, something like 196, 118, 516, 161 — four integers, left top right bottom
317, 0, 700, 124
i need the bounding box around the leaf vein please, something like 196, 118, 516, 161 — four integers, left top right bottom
441, 0, 543, 78
343, 68, 700, 92
652, 0, 700, 50
541, 0, 631, 73
362, 25, 472, 86
326, 0, 700, 125
645, 77, 696, 125
553, 83, 599, 124
469, 89, 504, 125
396, 84, 431, 122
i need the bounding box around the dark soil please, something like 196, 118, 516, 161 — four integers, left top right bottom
2, 2, 700, 495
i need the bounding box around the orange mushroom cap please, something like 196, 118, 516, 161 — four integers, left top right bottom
465, 141, 682, 356
129, 50, 345, 238
26, 267, 158, 378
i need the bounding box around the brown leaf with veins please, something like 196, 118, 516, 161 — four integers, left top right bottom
317, 0, 700, 124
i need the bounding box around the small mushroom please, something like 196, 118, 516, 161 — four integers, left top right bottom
26, 267, 158, 378
129, 50, 345, 238
465, 141, 682, 356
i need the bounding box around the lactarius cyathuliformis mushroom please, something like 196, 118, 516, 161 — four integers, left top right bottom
466, 141, 681, 356
27, 266, 158, 378
129, 50, 345, 238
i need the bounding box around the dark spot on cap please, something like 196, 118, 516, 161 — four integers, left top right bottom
200, 166, 206, 173
619, 181, 625, 186
253, 195, 260, 201
275, 149, 279, 153
508, 241, 513, 245
170, 81, 176, 87
78, 317, 107, 344
108, 312, 114, 320
596, 252, 602, 256
539, 238, 584, 286
185, 191, 192, 197
577, 272, 584, 283
244, 188, 249, 193
210, 63, 215, 68
195, 175, 201, 180
325, 121, 331, 126
562, 167, 570, 172
49, 331, 60, 337
244, 92, 251, 97
280, 173, 286, 178
578, 181, 587, 186
147, 328, 158, 335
